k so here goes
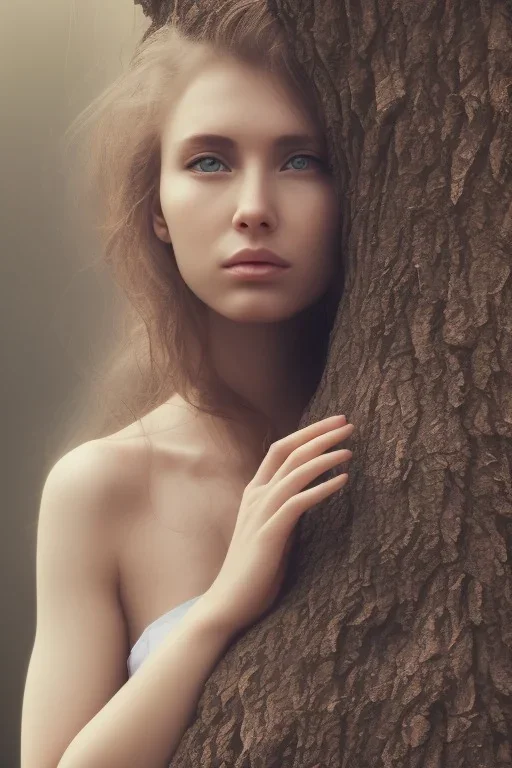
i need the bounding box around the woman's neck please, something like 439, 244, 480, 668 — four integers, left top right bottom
204, 308, 315, 434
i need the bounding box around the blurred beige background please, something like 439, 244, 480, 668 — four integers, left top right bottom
2, 3, 151, 765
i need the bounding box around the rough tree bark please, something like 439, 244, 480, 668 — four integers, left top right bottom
137, 1, 512, 765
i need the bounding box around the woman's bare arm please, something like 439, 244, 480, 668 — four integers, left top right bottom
21, 441, 234, 768
59, 602, 233, 768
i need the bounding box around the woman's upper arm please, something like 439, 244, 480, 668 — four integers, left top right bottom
21, 442, 135, 768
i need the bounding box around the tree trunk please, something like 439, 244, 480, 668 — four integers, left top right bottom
139, 1, 512, 765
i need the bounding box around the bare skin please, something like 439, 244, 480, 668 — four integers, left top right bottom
107, 393, 261, 651
107, 394, 350, 655
108, 57, 340, 654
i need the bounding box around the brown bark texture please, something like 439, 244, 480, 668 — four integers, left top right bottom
137, 1, 512, 765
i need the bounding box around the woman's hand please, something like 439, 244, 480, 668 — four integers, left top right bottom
202, 415, 354, 636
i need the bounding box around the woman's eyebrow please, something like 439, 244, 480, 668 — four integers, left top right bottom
176, 133, 323, 153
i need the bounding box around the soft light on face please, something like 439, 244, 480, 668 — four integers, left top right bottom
152, 56, 340, 323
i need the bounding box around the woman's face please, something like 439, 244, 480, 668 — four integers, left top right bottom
152, 56, 340, 323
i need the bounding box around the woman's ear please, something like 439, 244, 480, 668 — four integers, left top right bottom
150, 191, 171, 244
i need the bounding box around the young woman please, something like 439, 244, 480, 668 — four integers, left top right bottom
21, 5, 354, 767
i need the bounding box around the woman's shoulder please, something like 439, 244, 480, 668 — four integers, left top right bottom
47, 429, 152, 536
64, 426, 150, 481
51, 397, 222, 535
52, 395, 215, 512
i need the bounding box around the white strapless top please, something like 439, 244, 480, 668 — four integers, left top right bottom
127, 595, 203, 677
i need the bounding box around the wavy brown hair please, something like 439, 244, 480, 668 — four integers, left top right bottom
49, 0, 343, 473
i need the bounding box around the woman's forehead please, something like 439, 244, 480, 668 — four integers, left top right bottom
162, 63, 323, 150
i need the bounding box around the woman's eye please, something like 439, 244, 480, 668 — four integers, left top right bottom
186, 154, 321, 174
287, 155, 319, 171
188, 156, 227, 173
